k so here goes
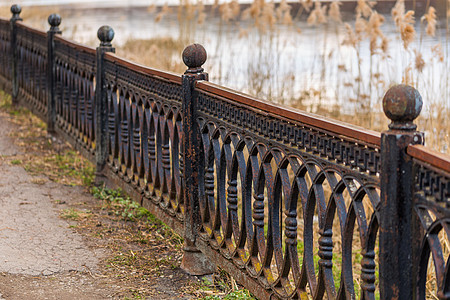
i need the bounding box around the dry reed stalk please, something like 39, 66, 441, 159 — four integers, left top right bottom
355, 13, 367, 35
230, 0, 240, 18
238, 27, 249, 38
260, 1, 276, 32
356, 0, 375, 18
147, 4, 156, 14
414, 49, 425, 72
392, 0, 405, 26
342, 23, 359, 47
155, 3, 172, 23
431, 44, 444, 62
241, 0, 261, 20
367, 12, 386, 55
329, 1, 342, 23
392, 0, 416, 49
448, 0, 450, 19
380, 36, 389, 53
197, 0, 206, 25
300, 0, 314, 12
402, 66, 414, 85
242, 0, 279, 34
401, 11, 416, 48
219, 0, 240, 23
276, 0, 293, 26
178, 0, 196, 23
417, 100, 450, 153
421, 6, 437, 37
219, 2, 233, 22
342, 8, 366, 106
224, 1, 448, 156
307, 1, 327, 26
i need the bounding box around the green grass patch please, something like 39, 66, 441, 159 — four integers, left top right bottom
200, 289, 255, 300
92, 186, 151, 221
10, 159, 22, 165
0, 91, 32, 117
92, 185, 184, 250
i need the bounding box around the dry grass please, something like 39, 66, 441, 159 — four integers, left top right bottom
117, 37, 185, 74
0, 92, 94, 186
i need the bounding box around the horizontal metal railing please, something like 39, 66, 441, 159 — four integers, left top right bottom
196, 81, 382, 146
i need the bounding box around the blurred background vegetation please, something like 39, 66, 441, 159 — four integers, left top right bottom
0, 0, 449, 153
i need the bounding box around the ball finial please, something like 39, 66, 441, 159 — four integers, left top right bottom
11, 4, 21, 14
383, 84, 422, 130
182, 44, 207, 73
48, 14, 61, 30
10, 4, 22, 20
97, 25, 114, 47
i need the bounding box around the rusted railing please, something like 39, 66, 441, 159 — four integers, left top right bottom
0, 5, 449, 299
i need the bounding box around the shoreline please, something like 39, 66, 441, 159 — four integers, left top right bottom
6, 0, 446, 18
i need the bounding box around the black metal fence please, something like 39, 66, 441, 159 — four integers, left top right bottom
0, 5, 449, 299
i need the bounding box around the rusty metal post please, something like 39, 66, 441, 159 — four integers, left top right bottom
46, 14, 61, 134
10, 4, 22, 106
380, 84, 424, 299
95, 25, 115, 183
180, 44, 215, 275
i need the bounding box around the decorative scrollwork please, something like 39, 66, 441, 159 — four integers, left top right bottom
0, 19, 12, 92
195, 87, 381, 299
54, 38, 96, 153
104, 56, 184, 220
414, 161, 450, 299
197, 91, 381, 178
15, 24, 48, 117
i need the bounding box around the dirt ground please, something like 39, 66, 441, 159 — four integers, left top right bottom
0, 96, 231, 299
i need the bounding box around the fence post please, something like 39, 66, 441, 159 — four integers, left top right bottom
10, 4, 22, 106
46, 14, 61, 134
380, 84, 424, 299
95, 25, 115, 183
180, 44, 215, 275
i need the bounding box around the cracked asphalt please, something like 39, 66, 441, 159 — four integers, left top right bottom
0, 165, 100, 276
0, 114, 110, 299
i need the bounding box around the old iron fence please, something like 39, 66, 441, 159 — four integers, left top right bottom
0, 5, 449, 299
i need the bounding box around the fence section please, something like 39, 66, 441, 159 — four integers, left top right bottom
53, 35, 96, 159
193, 81, 382, 299
409, 145, 450, 299
16, 22, 47, 119
102, 53, 185, 235
0, 5, 449, 300
0, 18, 11, 93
